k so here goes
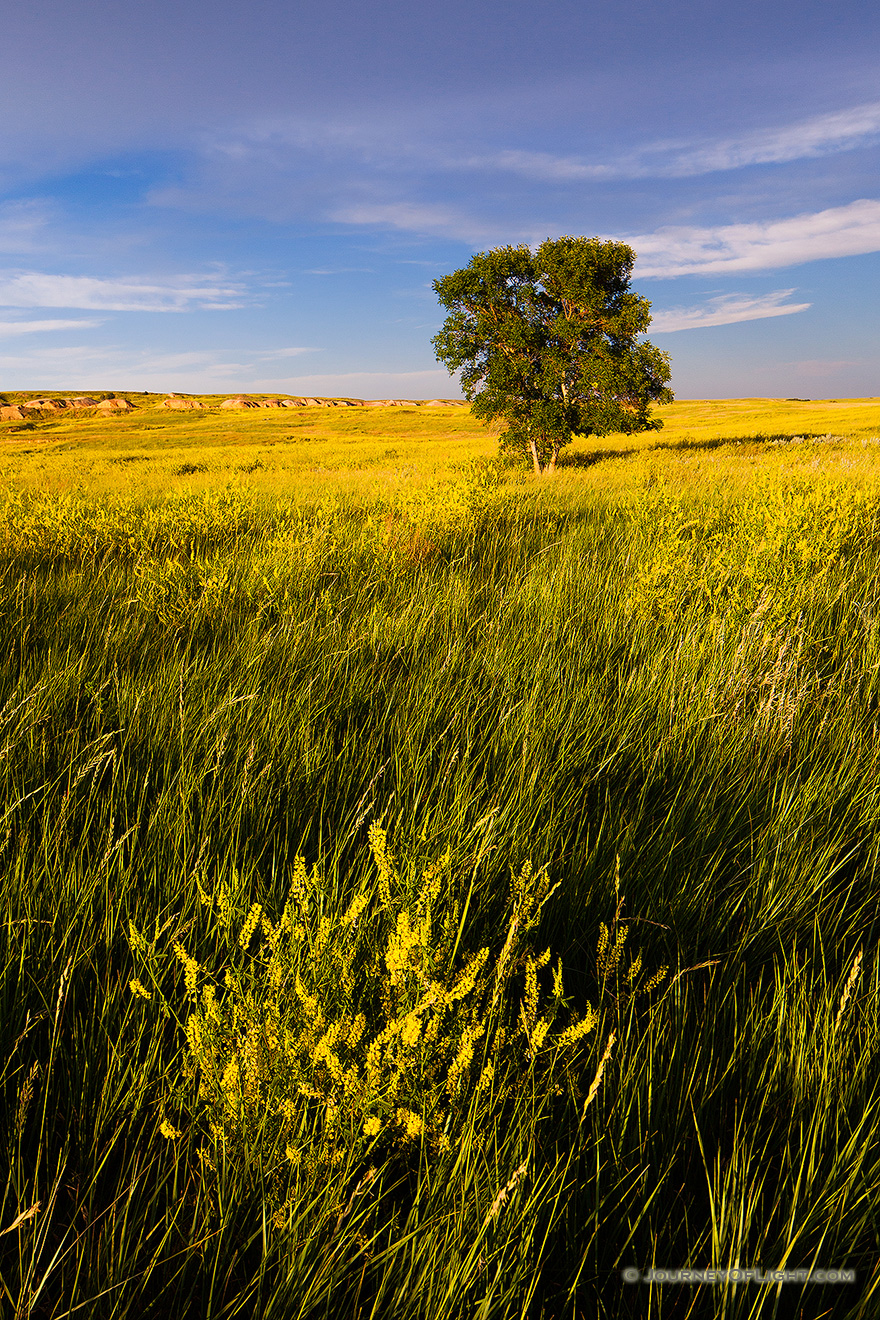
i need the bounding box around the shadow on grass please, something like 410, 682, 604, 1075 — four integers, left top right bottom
560, 431, 838, 468
559, 446, 640, 468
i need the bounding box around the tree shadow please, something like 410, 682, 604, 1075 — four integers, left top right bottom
558, 446, 639, 468
655, 431, 833, 452
560, 431, 834, 468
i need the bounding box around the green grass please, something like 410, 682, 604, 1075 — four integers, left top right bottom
2, 397, 880, 1318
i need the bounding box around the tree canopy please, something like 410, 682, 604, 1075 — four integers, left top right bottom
432, 236, 673, 473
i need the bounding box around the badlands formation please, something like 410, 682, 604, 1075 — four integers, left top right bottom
0, 393, 466, 420
0, 396, 134, 420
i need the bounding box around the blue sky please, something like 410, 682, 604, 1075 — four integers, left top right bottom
0, 0, 878, 398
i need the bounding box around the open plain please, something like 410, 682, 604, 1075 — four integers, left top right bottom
2, 396, 880, 1318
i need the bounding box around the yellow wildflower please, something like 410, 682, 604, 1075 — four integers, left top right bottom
447, 1022, 485, 1094
172, 942, 200, 995
395, 1108, 424, 1139
400, 1014, 421, 1047
239, 903, 264, 950
342, 893, 370, 926
127, 921, 148, 955
557, 1005, 598, 1049
347, 1013, 367, 1048
529, 1018, 549, 1054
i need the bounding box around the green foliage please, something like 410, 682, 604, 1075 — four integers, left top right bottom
432, 236, 673, 473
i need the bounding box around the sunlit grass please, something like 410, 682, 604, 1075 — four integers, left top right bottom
2, 394, 879, 505
1, 395, 880, 1317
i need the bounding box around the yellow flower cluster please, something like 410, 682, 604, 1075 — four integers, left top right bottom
131, 832, 667, 1190
624, 481, 880, 627
172, 942, 201, 996
0, 486, 255, 563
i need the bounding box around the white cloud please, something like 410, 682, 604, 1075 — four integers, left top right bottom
469, 100, 880, 182
0, 318, 103, 336
659, 100, 880, 175
184, 98, 880, 197
627, 199, 880, 276
649, 290, 810, 332
0, 270, 247, 311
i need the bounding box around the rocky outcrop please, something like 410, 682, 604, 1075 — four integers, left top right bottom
162, 397, 203, 410
95, 398, 133, 413
280, 398, 306, 407
221, 397, 259, 409
0, 395, 141, 419
21, 397, 66, 412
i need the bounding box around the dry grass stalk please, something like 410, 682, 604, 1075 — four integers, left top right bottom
54, 955, 74, 1028
14, 1061, 39, 1139
835, 950, 863, 1029
581, 1031, 617, 1120
483, 1161, 528, 1226
0, 1203, 41, 1235
333, 1166, 378, 1234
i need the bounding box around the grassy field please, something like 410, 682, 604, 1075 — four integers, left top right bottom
3, 393, 880, 502
2, 395, 880, 1319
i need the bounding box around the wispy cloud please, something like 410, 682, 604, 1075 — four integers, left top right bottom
186, 98, 880, 193
0, 201, 52, 254
0, 340, 455, 395
470, 100, 880, 182
655, 100, 880, 175
650, 290, 810, 332
250, 346, 317, 359
0, 317, 103, 336
627, 199, 880, 276
0, 342, 266, 389
330, 200, 499, 243
146, 96, 880, 251
0, 270, 247, 311
330, 195, 880, 270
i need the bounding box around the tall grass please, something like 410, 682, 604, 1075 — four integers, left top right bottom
1, 431, 879, 1317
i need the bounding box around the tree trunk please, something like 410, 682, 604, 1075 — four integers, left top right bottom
528, 433, 542, 475
547, 442, 560, 472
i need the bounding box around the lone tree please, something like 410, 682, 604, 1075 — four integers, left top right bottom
432, 235, 673, 474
